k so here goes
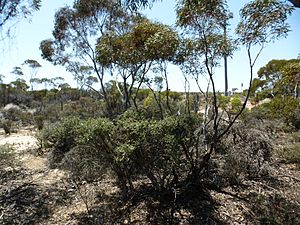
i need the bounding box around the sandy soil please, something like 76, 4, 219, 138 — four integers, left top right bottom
0, 129, 38, 152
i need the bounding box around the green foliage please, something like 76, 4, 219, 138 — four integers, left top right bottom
42, 112, 202, 192
267, 96, 299, 121
253, 59, 300, 100
0, 0, 41, 29
113, 112, 202, 191
1, 105, 22, 121
230, 97, 242, 113
245, 96, 299, 125
44, 117, 82, 167
61, 118, 113, 180
1, 119, 12, 135
61, 97, 105, 119
237, 0, 293, 46
218, 95, 242, 114
290, 105, 300, 129
218, 95, 230, 110
34, 115, 45, 130
97, 18, 179, 67
280, 143, 300, 164
41, 116, 113, 170
177, 0, 230, 28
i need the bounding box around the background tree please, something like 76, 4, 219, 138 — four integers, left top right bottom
0, 74, 4, 84
10, 66, 24, 80
120, 0, 161, 10
250, 59, 300, 120
97, 17, 179, 112
66, 62, 98, 95
177, 1, 232, 122
22, 59, 41, 90
252, 59, 300, 99
236, 0, 294, 117
40, 0, 128, 115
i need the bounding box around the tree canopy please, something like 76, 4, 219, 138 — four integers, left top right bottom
0, 0, 41, 35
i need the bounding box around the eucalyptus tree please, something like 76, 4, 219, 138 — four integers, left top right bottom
121, 0, 300, 9
176, 0, 235, 181
22, 59, 41, 90
96, 17, 179, 111
119, 0, 161, 10
66, 62, 98, 93
10, 66, 24, 80
253, 59, 300, 99
174, 0, 294, 183
30, 77, 52, 91
0, 0, 41, 37
10, 78, 28, 91
51, 76, 65, 89
29, 77, 41, 90
236, 0, 294, 120
40, 0, 129, 115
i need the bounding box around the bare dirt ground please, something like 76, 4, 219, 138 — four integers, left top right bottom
0, 128, 93, 225
1, 128, 300, 224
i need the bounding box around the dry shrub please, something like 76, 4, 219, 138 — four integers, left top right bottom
0, 145, 18, 170
61, 145, 110, 181
221, 124, 273, 184
1, 119, 12, 134
280, 143, 300, 164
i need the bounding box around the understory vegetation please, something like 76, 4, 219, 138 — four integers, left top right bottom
1, 0, 300, 224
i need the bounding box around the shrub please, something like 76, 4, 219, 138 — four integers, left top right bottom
42, 117, 82, 167
1, 104, 22, 121
41, 116, 114, 174
267, 96, 299, 121
221, 124, 273, 184
34, 115, 45, 130
290, 105, 300, 129
279, 143, 300, 164
230, 97, 242, 114
61, 97, 105, 119
112, 112, 202, 192
1, 119, 12, 134
60, 118, 113, 181
0, 145, 18, 170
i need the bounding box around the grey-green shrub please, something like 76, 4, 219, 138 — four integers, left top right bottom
60, 117, 113, 181
0, 145, 18, 170
41, 112, 203, 194
1, 119, 12, 134
41, 116, 114, 175
42, 117, 82, 167
112, 111, 202, 192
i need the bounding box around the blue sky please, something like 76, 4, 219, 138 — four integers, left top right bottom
0, 0, 299, 92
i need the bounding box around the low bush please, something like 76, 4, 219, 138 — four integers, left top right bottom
290, 104, 300, 129
42, 110, 275, 197
1, 119, 12, 134
34, 114, 45, 130
42, 117, 82, 167
280, 144, 300, 164
221, 124, 273, 184
0, 145, 18, 170
1, 104, 23, 121
60, 117, 113, 181
112, 111, 202, 193
41, 112, 203, 195
41, 116, 113, 171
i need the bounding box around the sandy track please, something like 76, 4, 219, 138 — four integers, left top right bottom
0, 130, 38, 152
